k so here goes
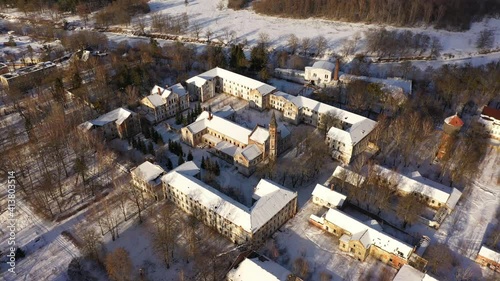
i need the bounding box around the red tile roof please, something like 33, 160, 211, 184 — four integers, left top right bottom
482, 106, 500, 120
445, 114, 464, 127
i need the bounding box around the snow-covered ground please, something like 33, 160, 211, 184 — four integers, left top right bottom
145, 0, 500, 61
0, 200, 80, 281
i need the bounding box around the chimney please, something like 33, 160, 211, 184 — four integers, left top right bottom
208, 107, 213, 120
157, 87, 161, 95
334, 59, 340, 81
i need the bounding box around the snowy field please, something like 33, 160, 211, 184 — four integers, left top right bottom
0, 200, 80, 281
144, 0, 500, 61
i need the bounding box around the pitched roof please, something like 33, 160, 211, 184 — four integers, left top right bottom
374, 165, 462, 207
151, 85, 166, 96
239, 144, 263, 161
444, 114, 464, 127
168, 83, 188, 97
131, 161, 165, 185
226, 254, 292, 281
311, 60, 336, 71
481, 106, 500, 120
325, 208, 414, 259
290, 96, 377, 145
186, 67, 275, 92
393, 265, 439, 281
478, 245, 500, 261
187, 111, 252, 145
172, 161, 200, 177
331, 166, 365, 187
249, 126, 270, 144
162, 173, 296, 233
311, 183, 346, 208
143, 94, 165, 107
91, 107, 134, 126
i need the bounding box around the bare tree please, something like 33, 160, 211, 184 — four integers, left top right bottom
314, 35, 328, 57
476, 29, 495, 52
287, 34, 299, 55
150, 202, 179, 269
301, 37, 312, 56
424, 243, 455, 276
105, 247, 134, 281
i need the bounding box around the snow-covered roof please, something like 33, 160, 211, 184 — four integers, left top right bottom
256, 84, 276, 96
393, 265, 439, 281
325, 208, 414, 259
90, 107, 134, 126
172, 161, 200, 177
332, 166, 365, 187
272, 91, 294, 100
162, 172, 296, 233
143, 94, 165, 107
151, 85, 165, 95
227, 255, 292, 281
478, 245, 500, 262
249, 126, 270, 144
187, 67, 274, 93
188, 111, 252, 145
310, 60, 336, 72
374, 165, 461, 206
215, 141, 242, 157
290, 96, 377, 145
251, 179, 297, 232
186, 76, 208, 87
131, 161, 165, 184
277, 123, 290, 138
239, 144, 263, 161
168, 83, 188, 97
311, 184, 346, 208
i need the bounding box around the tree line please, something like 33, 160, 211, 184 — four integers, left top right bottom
252, 0, 500, 30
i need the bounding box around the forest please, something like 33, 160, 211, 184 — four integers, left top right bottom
252, 0, 500, 30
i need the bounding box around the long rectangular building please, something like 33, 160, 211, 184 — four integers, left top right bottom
162, 164, 297, 244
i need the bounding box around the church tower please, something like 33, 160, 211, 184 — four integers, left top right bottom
269, 111, 278, 161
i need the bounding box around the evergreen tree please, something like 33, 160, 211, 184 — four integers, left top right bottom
178, 155, 185, 166
187, 150, 193, 161
168, 139, 173, 152
201, 156, 206, 169
229, 44, 247, 71
250, 44, 268, 71
214, 160, 220, 176
166, 158, 173, 170
148, 142, 155, 155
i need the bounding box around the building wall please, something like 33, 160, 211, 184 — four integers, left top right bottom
476, 255, 500, 272
305, 67, 333, 84
348, 240, 369, 261
163, 182, 297, 245
369, 246, 407, 269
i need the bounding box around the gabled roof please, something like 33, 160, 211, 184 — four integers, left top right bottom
311, 183, 346, 208
151, 85, 165, 96
393, 265, 439, 281
226, 254, 292, 281
131, 161, 165, 184
325, 208, 414, 259
374, 165, 461, 207
215, 141, 241, 157
249, 126, 270, 144
186, 67, 275, 92
91, 107, 134, 126
172, 161, 200, 177
187, 111, 252, 145
332, 166, 365, 187
481, 106, 500, 120
478, 245, 500, 262
310, 60, 336, 72
168, 83, 188, 97
239, 144, 262, 161
143, 94, 165, 107
162, 173, 296, 234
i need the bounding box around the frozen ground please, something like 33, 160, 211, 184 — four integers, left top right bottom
145, 0, 500, 62
0, 200, 80, 281
263, 200, 397, 280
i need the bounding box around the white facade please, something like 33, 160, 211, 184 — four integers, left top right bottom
311, 183, 346, 208
141, 84, 190, 123
304, 60, 336, 84
478, 106, 500, 140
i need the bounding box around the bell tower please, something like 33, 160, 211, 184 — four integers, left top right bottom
269, 111, 278, 161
